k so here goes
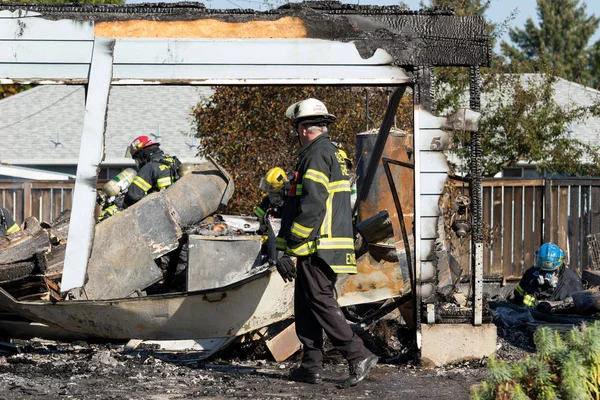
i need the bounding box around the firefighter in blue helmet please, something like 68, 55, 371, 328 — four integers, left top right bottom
277, 98, 377, 388
511, 242, 583, 307
123, 136, 181, 208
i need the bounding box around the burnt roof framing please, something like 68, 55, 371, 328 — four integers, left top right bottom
0, 3, 489, 328
0, 1, 491, 69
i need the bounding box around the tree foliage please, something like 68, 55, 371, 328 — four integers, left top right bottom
472, 322, 600, 399
191, 86, 413, 214
501, 0, 600, 88
451, 71, 600, 176
431, 0, 600, 177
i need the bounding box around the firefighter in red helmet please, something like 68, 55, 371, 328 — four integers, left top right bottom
123, 135, 181, 208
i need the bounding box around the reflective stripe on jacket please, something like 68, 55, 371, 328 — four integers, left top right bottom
277, 134, 356, 274
0, 207, 19, 237
124, 152, 180, 207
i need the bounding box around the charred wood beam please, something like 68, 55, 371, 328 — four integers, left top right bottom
0, 3, 491, 67
415, 66, 435, 112
0, 261, 36, 283
0, 232, 50, 265
469, 65, 483, 325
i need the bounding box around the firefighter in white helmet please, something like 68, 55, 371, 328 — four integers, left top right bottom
276, 98, 377, 387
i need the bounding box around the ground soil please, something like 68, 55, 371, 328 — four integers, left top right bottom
0, 334, 530, 400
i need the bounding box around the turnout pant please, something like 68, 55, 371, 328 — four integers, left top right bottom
295, 255, 371, 373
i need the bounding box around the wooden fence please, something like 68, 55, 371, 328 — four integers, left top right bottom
482, 178, 600, 279
1, 178, 598, 280
0, 181, 74, 225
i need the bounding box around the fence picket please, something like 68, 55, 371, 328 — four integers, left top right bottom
581, 186, 591, 270
483, 187, 491, 274
492, 187, 503, 274
502, 186, 514, 278
558, 187, 569, 252
0, 177, 598, 280
523, 187, 534, 270
569, 185, 580, 271
513, 186, 523, 277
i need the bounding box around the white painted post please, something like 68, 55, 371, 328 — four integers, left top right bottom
61, 38, 115, 295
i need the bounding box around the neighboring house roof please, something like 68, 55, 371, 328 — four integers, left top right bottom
550, 75, 600, 146
0, 85, 212, 166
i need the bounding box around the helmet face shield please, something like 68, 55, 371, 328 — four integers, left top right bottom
126, 136, 157, 159
125, 145, 134, 159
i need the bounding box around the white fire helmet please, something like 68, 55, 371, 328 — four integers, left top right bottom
285, 98, 336, 126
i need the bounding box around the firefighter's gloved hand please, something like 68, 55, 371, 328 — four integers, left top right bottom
276, 255, 296, 282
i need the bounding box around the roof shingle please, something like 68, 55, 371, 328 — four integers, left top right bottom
0, 85, 212, 165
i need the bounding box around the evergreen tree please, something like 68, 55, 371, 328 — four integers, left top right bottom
501, 0, 600, 87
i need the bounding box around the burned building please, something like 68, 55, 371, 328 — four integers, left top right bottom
0, 1, 492, 366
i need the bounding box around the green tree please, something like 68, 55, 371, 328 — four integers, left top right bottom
458, 71, 600, 176
430, 0, 600, 177
501, 0, 600, 87
192, 86, 413, 214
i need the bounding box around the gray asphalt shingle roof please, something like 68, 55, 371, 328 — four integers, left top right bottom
551, 76, 600, 146
0, 85, 212, 165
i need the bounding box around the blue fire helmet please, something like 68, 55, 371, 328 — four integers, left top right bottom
535, 242, 565, 271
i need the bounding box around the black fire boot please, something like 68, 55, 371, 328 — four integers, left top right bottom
289, 366, 322, 384
340, 354, 378, 388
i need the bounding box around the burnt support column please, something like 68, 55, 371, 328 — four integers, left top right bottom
415, 66, 436, 113
469, 66, 483, 325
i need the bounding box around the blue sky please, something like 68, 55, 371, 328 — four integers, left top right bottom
125, 0, 600, 52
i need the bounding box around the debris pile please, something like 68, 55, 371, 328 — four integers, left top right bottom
0, 211, 70, 302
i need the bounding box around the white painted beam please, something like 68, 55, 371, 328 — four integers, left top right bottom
61, 37, 115, 295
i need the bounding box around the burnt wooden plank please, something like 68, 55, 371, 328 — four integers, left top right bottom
513, 186, 523, 277
569, 185, 580, 271
534, 186, 544, 252
524, 187, 534, 269
502, 186, 513, 277
483, 186, 491, 274
492, 187, 503, 274
558, 187, 569, 252
0, 231, 50, 265
0, 261, 36, 283
581, 186, 591, 270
